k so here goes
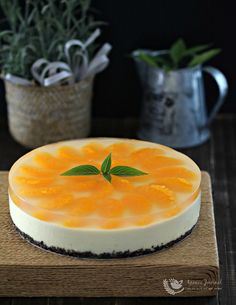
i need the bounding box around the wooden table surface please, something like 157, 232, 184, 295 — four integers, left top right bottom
0, 115, 235, 305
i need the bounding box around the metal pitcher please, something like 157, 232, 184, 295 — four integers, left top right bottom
133, 50, 228, 148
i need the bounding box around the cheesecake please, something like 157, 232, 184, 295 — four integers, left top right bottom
8, 138, 201, 258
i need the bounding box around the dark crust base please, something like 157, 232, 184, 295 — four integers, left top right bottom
13, 223, 196, 259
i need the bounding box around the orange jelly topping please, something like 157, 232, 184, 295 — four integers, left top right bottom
9, 139, 201, 229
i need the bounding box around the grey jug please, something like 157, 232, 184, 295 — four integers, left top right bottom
133, 50, 228, 148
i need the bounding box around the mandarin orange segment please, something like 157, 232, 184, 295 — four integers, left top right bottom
153, 166, 197, 179
136, 184, 175, 206
100, 219, 124, 229
70, 197, 97, 216
9, 187, 36, 212
14, 176, 54, 187
123, 194, 152, 215
130, 147, 165, 163
154, 177, 193, 192
105, 142, 134, 158
140, 155, 183, 172
80, 142, 106, 160
112, 177, 134, 192
39, 194, 74, 209
9, 187, 20, 205
63, 175, 114, 198
34, 152, 66, 170
19, 165, 53, 177
19, 186, 61, 197
57, 146, 83, 161
64, 180, 98, 192
125, 174, 152, 183
60, 175, 94, 184
97, 198, 125, 218
111, 158, 130, 168
91, 177, 114, 199
62, 159, 100, 169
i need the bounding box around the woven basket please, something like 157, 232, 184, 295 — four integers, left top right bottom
5, 77, 93, 148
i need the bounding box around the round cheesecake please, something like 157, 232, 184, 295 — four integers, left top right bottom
8, 138, 201, 258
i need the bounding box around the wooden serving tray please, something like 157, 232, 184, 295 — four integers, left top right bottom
0, 171, 219, 297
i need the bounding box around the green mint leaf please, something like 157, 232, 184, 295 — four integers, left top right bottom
184, 44, 211, 56
101, 153, 112, 174
188, 49, 221, 67
61, 165, 100, 176
170, 38, 186, 66
103, 173, 112, 183
110, 166, 147, 177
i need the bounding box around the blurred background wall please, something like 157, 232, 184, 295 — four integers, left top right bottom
0, 0, 234, 119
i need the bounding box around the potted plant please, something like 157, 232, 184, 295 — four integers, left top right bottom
0, 0, 111, 148
132, 39, 228, 148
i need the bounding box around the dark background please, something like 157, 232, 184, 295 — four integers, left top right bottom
0, 0, 234, 119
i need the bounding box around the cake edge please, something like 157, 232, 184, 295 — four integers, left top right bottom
13, 222, 196, 259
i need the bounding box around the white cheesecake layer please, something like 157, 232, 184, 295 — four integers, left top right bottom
9, 192, 201, 255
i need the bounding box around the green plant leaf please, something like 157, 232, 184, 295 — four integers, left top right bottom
0, 30, 12, 38
110, 166, 147, 177
184, 44, 211, 56
60, 150, 148, 183
61, 165, 100, 176
188, 49, 221, 67
103, 173, 112, 183
101, 153, 111, 174
0, 0, 100, 79
135, 52, 173, 71
153, 55, 171, 66
136, 52, 158, 68
170, 38, 186, 66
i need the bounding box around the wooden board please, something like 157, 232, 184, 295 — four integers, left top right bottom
0, 171, 219, 297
